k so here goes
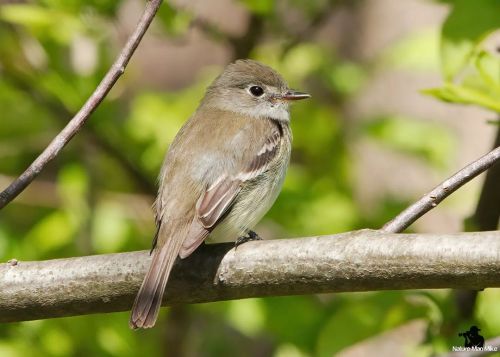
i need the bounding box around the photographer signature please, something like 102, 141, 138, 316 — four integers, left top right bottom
458, 326, 485, 348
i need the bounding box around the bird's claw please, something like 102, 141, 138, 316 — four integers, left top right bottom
235, 230, 262, 248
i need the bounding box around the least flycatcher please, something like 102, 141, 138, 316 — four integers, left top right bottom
130, 59, 310, 329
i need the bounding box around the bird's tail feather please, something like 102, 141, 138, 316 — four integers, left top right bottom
129, 232, 182, 329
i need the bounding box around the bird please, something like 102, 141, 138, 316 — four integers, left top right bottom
129, 59, 310, 329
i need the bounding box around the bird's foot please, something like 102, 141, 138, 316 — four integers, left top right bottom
235, 230, 262, 248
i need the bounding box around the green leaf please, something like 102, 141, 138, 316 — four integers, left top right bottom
423, 83, 500, 112
475, 50, 500, 93
441, 0, 500, 80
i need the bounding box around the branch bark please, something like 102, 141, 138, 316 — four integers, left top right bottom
0, 0, 163, 209
2, 229, 500, 323
382, 145, 500, 233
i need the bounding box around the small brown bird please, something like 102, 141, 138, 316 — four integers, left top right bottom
129, 59, 310, 329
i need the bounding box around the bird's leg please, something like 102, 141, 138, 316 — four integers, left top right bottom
235, 229, 262, 248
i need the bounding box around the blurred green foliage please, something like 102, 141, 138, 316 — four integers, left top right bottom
0, 0, 498, 356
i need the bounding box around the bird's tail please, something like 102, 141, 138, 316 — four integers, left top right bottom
129, 232, 182, 329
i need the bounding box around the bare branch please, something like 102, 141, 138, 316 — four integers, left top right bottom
0, 0, 163, 209
2, 229, 500, 323
382, 146, 500, 233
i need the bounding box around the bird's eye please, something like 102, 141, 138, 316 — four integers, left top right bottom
249, 86, 264, 97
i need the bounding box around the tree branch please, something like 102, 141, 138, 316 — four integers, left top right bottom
0, 0, 163, 209
2, 229, 500, 323
382, 145, 500, 233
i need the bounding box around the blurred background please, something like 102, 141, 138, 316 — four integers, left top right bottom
1, 0, 499, 356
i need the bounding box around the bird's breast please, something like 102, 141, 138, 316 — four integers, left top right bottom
207, 130, 291, 243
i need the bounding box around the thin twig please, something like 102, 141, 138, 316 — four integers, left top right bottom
0, 0, 163, 209
2, 229, 500, 322
382, 145, 500, 233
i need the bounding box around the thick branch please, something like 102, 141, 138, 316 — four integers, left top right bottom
0, 0, 163, 209
382, 145, 500, 233
2, 229, 500, 323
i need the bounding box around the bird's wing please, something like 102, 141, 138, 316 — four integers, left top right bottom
179, 125, 282, 258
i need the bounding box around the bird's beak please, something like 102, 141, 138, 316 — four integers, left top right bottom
280, 90, 311, 101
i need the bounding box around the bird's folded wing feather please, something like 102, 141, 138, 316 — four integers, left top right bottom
179, 127, 281, 258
